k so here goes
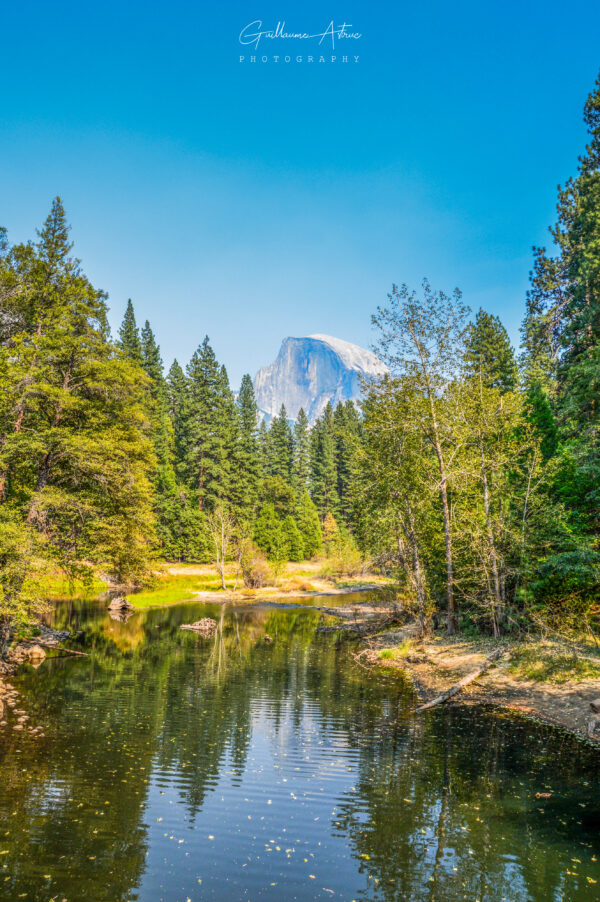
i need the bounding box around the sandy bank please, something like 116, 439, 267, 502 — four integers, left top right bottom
360, 633, 600, 743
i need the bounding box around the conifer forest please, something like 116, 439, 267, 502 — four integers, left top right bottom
2, 72, 600, 651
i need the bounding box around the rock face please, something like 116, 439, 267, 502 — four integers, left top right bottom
254, 334, 387, 423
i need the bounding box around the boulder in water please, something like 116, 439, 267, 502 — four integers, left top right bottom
180, 618, 217, 636
108, 595, 133, 612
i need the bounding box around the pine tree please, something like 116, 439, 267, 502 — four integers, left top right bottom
292, 408, 311, 491
310, 404, 339, 519
234, 374, 260, 520
333, 401, 361, 524
0, 200, 156, 648
139, 321, 181, 556
118, 299, 143, 364
266, 405, 293, 481
141, 321, 166, 392
521, 72, 600, 532
464, 308, 517, 392
257, 419, 269, 480
184, 337, 235, 510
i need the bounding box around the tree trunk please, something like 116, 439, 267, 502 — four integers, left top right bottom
425, 389, 455, 634
406, 498, 428, 635
0, 616, 11, 659
480, 441, 502, 637
415, 649, 505, 712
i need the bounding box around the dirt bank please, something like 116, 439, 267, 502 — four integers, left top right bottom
359, 633, 600, 743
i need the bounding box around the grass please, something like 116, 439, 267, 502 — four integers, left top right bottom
378, 640, 412, 662
128, 573, 234, 609
509, 643, 600, 684
36, 571, 108, 601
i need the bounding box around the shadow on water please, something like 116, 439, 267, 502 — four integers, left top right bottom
0, 599, 599, 901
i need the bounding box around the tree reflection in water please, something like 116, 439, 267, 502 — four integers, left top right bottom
0, 599, 598, 901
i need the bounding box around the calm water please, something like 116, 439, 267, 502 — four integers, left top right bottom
1, 599, 600, 901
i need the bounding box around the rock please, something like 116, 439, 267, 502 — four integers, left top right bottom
254, 335, 388, 423
180, 618, 217, 636
590, 698, 600, 714
264, 635, 273, 644
108, 595, 133, 612
27, 644, 46, 665
588, 716, 600, 738
0, 699, 4, 720
7, 644, 46, 667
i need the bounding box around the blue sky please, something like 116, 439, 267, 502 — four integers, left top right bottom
2, 0, 600, 385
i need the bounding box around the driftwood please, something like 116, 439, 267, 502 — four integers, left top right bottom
29, 640, 89, 658
415, 648, 506, 713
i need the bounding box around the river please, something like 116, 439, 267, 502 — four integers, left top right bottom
0, 596, 599, 901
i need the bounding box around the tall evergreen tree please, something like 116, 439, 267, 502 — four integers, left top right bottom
333, 400, 361, 524
183, 337, 235, 510
266, 405, 293, 481
234, 374, 260, 520
257, 418, 269, 480
0, 200, 156, 649
464, 308, 517, 392
310, 403, 339, 519
118, 299, 143, 363
522, 71, 600, 532
292, 408, 311, 491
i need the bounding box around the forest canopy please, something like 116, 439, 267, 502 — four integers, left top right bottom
2, 71, 600, 650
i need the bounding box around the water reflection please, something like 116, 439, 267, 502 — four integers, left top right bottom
0, 600, 599, 901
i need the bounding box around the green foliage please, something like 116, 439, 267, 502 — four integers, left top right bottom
282, 515, 304, 562
260, 475, 296, 518
0, 199, 156, 648
322, 525, 363, 577
266, 405, 293, 481
118, 299, 143, 364
464, 308, 518, 392
292, 408, 311, 491
295, 490, 323, 559
310, 404, 339, 519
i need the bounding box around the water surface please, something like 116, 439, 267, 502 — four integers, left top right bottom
1, 599, 599, 901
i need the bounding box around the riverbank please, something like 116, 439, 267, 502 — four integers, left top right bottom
359, 631, 600, 743
128, 561, 392, 608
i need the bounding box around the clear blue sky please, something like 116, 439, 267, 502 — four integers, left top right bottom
2, 0, 599, 385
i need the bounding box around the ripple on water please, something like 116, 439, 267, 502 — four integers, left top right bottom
0, 599, 599, 901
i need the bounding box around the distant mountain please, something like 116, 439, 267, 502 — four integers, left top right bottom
253, 334, 388, 423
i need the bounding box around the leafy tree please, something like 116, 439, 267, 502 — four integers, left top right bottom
359, 380, 437, 633
372, 279, 470, 634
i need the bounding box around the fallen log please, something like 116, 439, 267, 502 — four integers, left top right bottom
25, 640, 89, 658
415, 648, 506, 713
